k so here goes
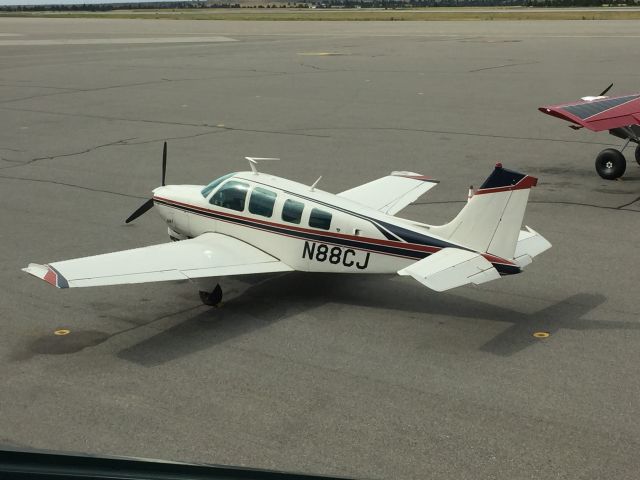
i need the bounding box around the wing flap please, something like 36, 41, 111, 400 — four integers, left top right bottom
338, 171, 438, 215
398, 247, 500, 292
23, 233, 293, 288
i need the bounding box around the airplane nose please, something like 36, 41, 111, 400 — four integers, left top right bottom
152, 186, 169, 197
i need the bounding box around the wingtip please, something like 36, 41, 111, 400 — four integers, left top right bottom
23, 263, 68, 288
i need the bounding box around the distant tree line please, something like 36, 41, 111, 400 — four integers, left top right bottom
311, 0, 639, 6
0, 2, 207, 11
1, 0, 638, 12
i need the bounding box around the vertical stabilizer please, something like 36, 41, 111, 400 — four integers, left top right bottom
429, 164, 538, 260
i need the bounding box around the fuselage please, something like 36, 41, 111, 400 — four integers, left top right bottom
151, 172, 520, 276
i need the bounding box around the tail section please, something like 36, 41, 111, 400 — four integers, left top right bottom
429, 164, 538, 260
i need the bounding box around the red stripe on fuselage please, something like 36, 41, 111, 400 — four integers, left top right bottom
153, 196, 517, 267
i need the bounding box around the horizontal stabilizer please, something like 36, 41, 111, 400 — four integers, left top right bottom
513, 226, 552, 268
339, 171, 438, 215
398, 247, 500, 292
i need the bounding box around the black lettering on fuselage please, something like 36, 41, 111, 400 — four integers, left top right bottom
356, 252, 370, 270
342, 249, 355, 267
303, 241, 316, 259
301, 242, 370, 270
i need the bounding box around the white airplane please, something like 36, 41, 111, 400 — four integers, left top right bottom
23, 143, 551, 306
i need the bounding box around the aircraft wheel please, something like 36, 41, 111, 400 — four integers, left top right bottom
595, 148, 626, 180
199, 284, 222, 307
635, 144, 640, 166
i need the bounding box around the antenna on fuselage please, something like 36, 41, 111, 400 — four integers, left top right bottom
310, 176, 322, 191
244, 157, 280, 175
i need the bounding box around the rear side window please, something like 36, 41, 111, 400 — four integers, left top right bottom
309, 208, 332, 230
210, 180, 249, 212
249, 187, 277, 217
282, 199, 304, 224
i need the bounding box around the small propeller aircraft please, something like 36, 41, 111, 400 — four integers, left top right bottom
23, 143, 551, 306
539, 83, 640, 180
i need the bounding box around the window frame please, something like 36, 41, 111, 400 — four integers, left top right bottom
281, 198, 305, 225
209, 180, 250, 212
308, 207, 332, 230
248, 186, 277, 218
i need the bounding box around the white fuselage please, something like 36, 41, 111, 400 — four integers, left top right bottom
151, 172, 516, 276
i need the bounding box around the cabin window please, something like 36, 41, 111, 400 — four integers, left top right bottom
249, 187, 277, 218
209, 180, 249, 211
282, 199, 304, 224
201, 172, 236, 198
309, 208, 332, 230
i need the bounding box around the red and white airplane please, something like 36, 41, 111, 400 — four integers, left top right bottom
539, 83, 640, 180
23, 144, 551, 306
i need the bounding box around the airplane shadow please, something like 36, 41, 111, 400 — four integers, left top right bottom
117, 273, 637, 366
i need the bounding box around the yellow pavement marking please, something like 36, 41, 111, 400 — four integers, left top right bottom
54, 329, 71, 336
533, 331, 550, 339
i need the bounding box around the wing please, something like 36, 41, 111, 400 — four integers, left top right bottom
539, 93, 640, 131
23, 232, 293, 289
398, 248, 500, 292
338, 171, 439, 215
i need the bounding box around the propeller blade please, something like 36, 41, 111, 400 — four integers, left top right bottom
125, 198, 154, 224
598, 83, 613, 96
161, 141, 167, 187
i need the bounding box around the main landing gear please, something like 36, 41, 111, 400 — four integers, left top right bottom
594, 140, 640, 180
595, 148, 626, 180
199, 284, 222, 307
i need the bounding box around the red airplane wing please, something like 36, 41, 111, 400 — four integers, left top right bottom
539, 93, 640, 131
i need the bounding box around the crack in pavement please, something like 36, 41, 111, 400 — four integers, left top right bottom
0, 82, 78, 91
0, 137, 137, 171
0, 106, 330, 139
0, 174, 148, 200
0, 78, 177, 105
468, 61, 539, 73
0, 69, 302, 106
616, 195, 640, 209
288, 126, 616, 147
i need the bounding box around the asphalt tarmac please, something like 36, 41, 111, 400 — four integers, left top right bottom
1, 18, 640, 480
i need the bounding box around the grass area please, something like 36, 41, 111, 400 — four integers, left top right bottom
3, 8, 640, 21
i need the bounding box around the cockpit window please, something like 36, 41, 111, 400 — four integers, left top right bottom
209, 180, 249, 211
309, 208, 332, 230
201, 173, 236, 198
249, 187, 277, 218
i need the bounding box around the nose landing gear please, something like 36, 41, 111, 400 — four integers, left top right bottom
199, 284, 222, 307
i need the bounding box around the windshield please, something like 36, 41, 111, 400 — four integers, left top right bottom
200, 173, 236, 198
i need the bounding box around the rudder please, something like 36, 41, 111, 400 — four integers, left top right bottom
429, 164, 538, 260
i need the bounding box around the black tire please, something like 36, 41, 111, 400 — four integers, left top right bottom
595, 148, 626, 180
199, 284, 222, 306
635, 144, 640, 166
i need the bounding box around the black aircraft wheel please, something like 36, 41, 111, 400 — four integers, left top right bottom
635, 144, 640, 166
595, 148, 626, 180
199, 284, 222, 307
